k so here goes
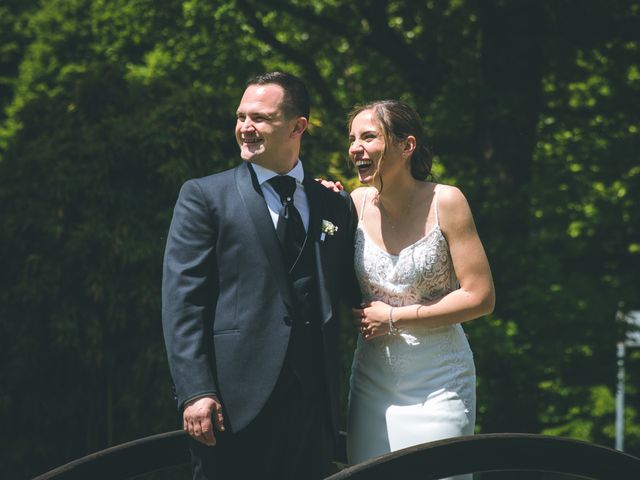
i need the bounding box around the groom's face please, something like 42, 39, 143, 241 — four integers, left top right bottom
235, 83, 303, 173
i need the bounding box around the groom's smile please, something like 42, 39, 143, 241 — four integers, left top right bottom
241, 135, 262, 144
240, 134, 263, 151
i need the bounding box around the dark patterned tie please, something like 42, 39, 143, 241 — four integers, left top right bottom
268, 175, 306, 268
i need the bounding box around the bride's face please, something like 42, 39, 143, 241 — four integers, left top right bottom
349, 109, 407, 186
348, 109, 386, 184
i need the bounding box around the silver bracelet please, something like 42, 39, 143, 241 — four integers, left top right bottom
388, 307, 399, 335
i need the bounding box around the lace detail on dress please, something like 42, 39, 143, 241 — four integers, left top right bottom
354, 224, 467, 365
352, 187, 474, 406
355, 225, 457, 304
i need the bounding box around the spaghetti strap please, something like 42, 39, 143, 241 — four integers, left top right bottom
433, 185, 440, 227
359, 189, 369, 222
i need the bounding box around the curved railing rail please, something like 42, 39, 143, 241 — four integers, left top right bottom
327, 433, 640, 480
33, 431, 640, 480
32, 430, 190, 480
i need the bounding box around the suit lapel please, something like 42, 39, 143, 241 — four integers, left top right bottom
303, 174, 323, 245
303, 175, 333, 325
235, 163, 295, 311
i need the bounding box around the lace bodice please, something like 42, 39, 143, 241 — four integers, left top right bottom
354, 188, 458, 312
355, 224, 458, 305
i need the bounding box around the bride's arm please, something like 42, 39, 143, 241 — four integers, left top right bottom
355, 185, 494, 339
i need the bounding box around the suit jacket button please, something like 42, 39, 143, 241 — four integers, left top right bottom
304, 321, 311, 327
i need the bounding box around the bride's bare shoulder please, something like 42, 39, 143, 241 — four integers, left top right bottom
350, 186, 374, 203
435, 183, 467, 209
350, 187, 375, 217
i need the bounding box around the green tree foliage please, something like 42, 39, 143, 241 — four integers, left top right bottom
0, 1, 638, 477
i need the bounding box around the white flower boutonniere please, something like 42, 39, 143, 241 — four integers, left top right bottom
321, 219, 338, 242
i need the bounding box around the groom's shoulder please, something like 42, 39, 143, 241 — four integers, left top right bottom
308, 181, 356, 219
308, 177, 347, 202
184, 165, 243, 193
173, 166, 242, 205
194, 165, 241, 183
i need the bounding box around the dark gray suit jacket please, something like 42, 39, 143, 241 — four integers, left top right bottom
162, 162, 360, 433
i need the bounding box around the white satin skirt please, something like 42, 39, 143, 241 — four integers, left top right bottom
347, 324, 476, 480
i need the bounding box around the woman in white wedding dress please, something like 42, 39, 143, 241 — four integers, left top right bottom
346, 100, 495, 480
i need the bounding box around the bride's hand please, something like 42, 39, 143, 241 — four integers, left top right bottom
352, 301, 392, 340
315, 178, 344, 192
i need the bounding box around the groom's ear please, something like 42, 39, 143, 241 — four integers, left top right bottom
290, 117, 308, 139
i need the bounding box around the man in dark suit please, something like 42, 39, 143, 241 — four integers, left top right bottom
162, 72, 360, 479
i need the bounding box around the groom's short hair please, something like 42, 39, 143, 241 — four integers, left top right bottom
246, 72, 310, 121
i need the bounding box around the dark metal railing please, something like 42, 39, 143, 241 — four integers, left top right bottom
326, 433, 640, 479
33, 430, 190, 480
33, 431, 640, 479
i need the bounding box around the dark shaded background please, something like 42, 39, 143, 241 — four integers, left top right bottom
1, 1, 639, 478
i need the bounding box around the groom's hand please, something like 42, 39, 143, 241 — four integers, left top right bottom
183, 395, 225, 446
315, 177, 344, 192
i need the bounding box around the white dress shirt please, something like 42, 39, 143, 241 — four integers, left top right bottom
251, 160, 310, 232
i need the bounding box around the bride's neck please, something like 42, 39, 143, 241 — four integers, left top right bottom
376, 177, 423, 217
